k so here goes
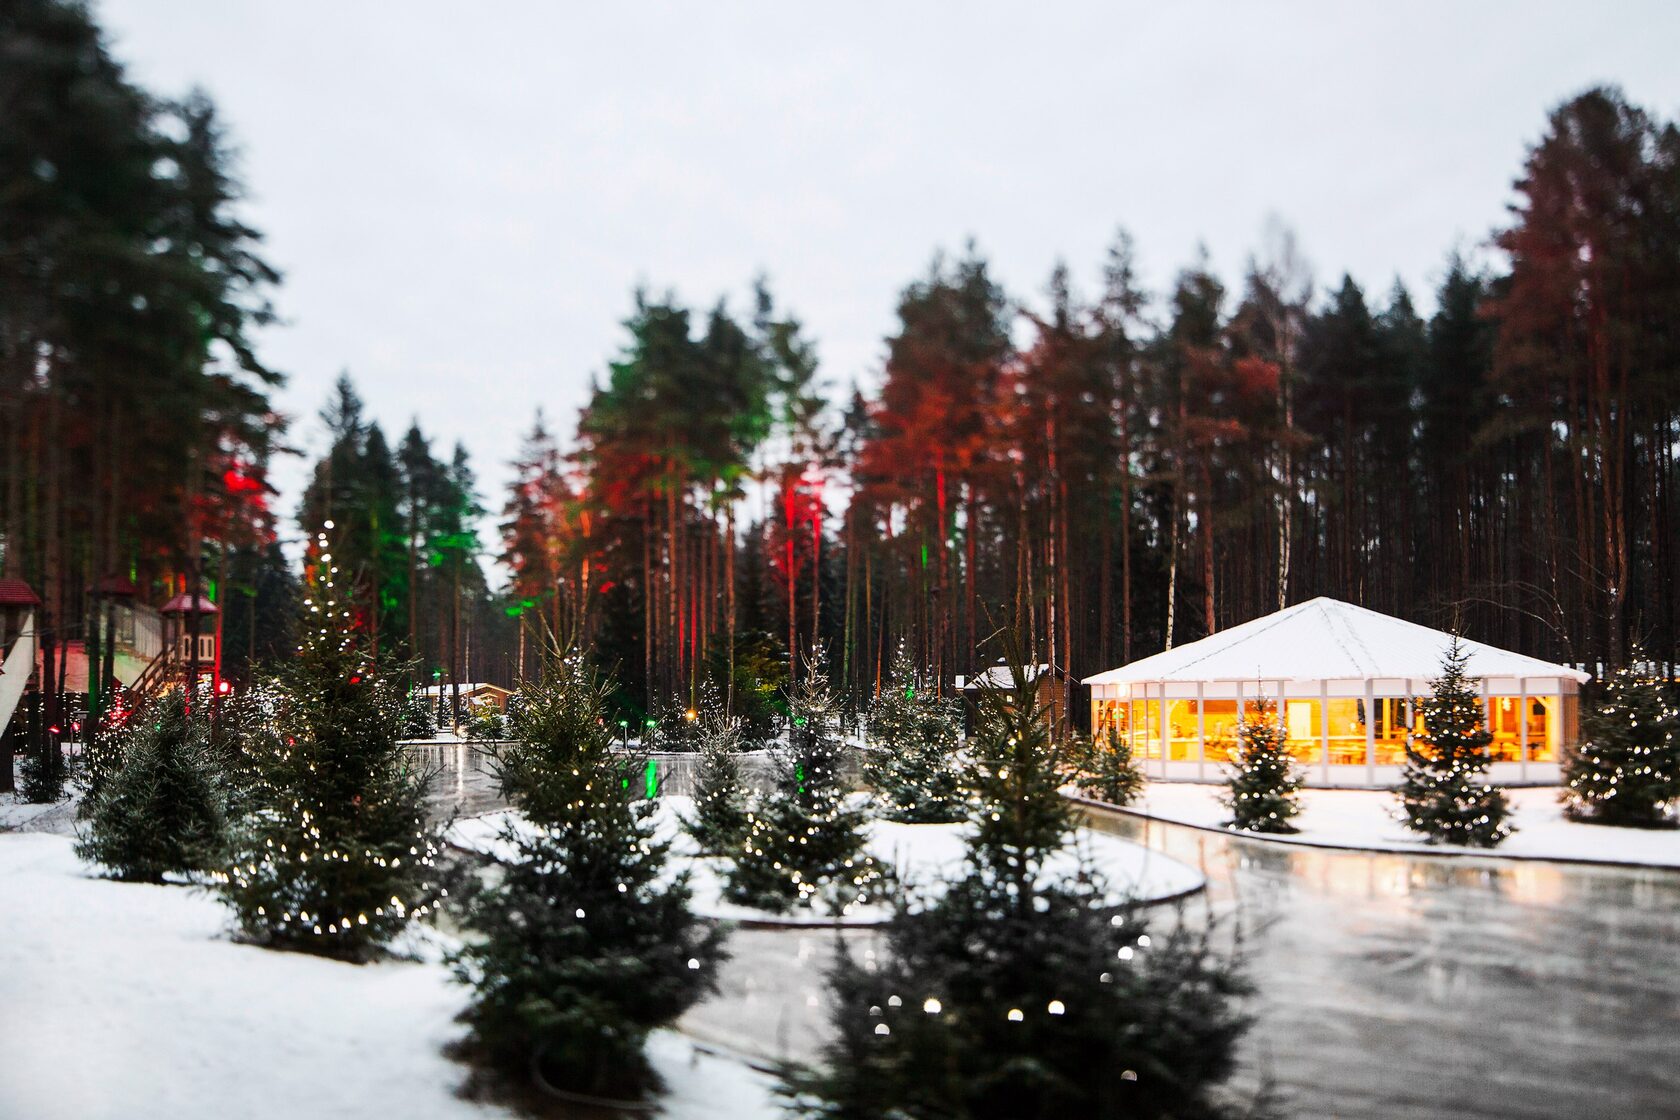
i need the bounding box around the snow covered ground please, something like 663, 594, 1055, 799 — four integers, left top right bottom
0, 832, 783, 1120
0, 789, 79, 834
448, 795, 1206, 926
1112, 781, 1680, 867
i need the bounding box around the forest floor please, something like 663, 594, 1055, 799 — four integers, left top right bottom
0, 831, 783, 1120
1108, 782, 1680, 867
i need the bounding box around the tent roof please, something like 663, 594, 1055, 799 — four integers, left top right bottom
1081, 597, 1590, 686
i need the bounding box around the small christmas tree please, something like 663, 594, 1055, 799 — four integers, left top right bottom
787, 643, 1258, 1119
463, 700, 506, 741
725, 647, 883, 914
75, 689, 228, 883
400, 687, 438, 739
644, 696, 706, 753
454, 653, 724, 1101
1221, 699, 1303, 833
684, 682, 751, 854
1397, 636, 1511, 847
1563, 659, 1680, 828
1072, 728, 1147, 808
17, 697, 66, 804
76, 714, 134, 817
219, 529, 446, 959
864, 643, 965, 823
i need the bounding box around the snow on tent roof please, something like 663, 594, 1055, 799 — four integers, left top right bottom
1081, 597, 1590, 686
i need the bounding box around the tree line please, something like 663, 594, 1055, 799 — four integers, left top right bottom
490, 86, 1679, 722
5, 0, 1675, 729
1, 0, 287, 728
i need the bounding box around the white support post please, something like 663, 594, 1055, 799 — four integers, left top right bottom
1480, 677, 1493, 765
1365, 678, 1376, 788
1518, 677, 1529, 782
1157, 682, 1167, 779
1319, 679, 1330, 785
1196, 681, 1206, 782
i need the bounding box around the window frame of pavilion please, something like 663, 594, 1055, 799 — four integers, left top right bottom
1087, 675, 1577, 781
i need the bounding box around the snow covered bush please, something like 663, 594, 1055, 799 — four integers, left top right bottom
75, 689, 228, 883
219, 534, 445, 960
453, 653, 724, 1102
1222, 699, 1303, 833
725, 648, 884, 914
1563, 660, 1680, 828
786, 648, 1259, 1119
864, 644, 965, 823
1397, 637, 1511, 847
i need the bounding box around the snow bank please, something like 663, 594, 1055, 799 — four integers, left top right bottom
0, 833, 781, 1119
449, 796, 1206, 926
1116, 782, 1680, 867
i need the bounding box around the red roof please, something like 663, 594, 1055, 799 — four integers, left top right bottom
160, 592, 219, 615
0, 579, 41, 607
93, 574, 141, 598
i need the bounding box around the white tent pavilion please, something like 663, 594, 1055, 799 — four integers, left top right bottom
1081, 597, 1590, 788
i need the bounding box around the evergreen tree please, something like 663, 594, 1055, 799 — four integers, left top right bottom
1397, 637, 1511, 847
203, 681, 271, 820
17, 712, 67, 804
645, 696, 706, 753
401, 687, 437, 739
1072, 728, 1147, 808
463, 700, 506, 742
726, 648, 883, 914
219, 528, 446, 959
76, 715, 131, 816
1221, 699, 1303, 833
75, 690, 228, 883
684, 684, 750, 854
453, 653, 724, 1100
864, 643, 965, 823
1563, 660, 1680, 828
787, 649, 1257, 1119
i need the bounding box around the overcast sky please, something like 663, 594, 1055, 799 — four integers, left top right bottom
97, 1, 1680, 568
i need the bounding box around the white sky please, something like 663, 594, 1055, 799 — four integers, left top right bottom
96, 1, 1680, 571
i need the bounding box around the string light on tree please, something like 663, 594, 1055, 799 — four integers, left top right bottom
1563, 652, 1680, 828
218, 525, 446, 959
1396, 635, 1512, 848
1221, 695, 1304, 833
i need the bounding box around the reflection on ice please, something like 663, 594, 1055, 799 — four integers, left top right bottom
683, 808, 1680, 1120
